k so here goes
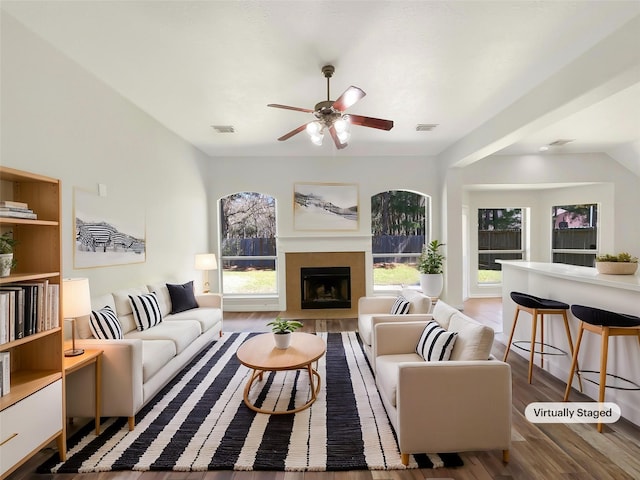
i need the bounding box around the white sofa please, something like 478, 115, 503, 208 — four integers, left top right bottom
373, 301, 512, 465
66, 281, 223, 430
357, 289, 433, 364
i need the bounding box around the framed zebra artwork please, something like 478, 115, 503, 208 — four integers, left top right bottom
293, 182, 359, 231
74, 187, 146, 268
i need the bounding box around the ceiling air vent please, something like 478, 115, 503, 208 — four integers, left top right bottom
211, 125, 235, 133
548, 139, 574, 146
416, 124, 439, 132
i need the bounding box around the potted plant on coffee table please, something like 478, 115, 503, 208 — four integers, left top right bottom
267, 317, 303, 349
595, 252, 638, 275
0, 232, 17, 277
417, 239, 445, 297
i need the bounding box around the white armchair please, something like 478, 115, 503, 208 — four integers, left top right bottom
357, 288, 432, 363
373, 317, 512, 466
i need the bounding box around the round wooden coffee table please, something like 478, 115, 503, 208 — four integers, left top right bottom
236, 332, 326, 414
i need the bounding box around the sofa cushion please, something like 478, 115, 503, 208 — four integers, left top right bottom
415, 321, 457, 361
431, 300, 459, 330
89, 306, 123, 340
125, 319, 201, 354
129, 292, 163, 331
141, 340, 177, 383
166, 281, 199, 314
375, 353, 421, 408
166, 307, 222, 332
390, 296, 411, 314
448, 312, 495, 361
401, 288, 432, 314
113, 286, 149, 317
147, 282, 173, 317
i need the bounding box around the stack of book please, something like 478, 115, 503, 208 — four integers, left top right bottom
0, 280, 59, 344
0, 351, 9, 396
0, 200, 37, 220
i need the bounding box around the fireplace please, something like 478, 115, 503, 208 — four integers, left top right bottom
300, 266, 351, 309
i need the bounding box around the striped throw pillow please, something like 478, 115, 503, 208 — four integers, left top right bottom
129, 292, 163, 331
390, 295, 411, 314
89, 305, 123, 339
416, 321, 457, 361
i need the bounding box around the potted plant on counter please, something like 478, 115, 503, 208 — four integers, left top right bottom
267, 317, 304, 349
0, 232, 17, 277
417, 239, 445, 297
595, 252, 638, 275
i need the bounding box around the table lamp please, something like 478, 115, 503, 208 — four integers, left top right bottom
63, 277, 91, 357
195, 253, 217, 293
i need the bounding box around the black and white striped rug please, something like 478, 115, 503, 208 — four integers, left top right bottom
40, 332, 462, 472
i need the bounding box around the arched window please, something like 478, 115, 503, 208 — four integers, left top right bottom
219, 192, 277, 295
371, 190, 430, 291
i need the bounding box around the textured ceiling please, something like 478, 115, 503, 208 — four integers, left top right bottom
2, 0, 639, 162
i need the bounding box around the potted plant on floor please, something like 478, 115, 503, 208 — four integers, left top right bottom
267, 317, 303, 349
418, 239, 445, 297
595, 252, 638, 275
0, 232, 17, 277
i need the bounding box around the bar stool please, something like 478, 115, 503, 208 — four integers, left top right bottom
503, 291, 582, 389
563, 304, 640, 432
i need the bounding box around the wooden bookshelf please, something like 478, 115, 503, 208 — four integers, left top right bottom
0, 166, 64, 479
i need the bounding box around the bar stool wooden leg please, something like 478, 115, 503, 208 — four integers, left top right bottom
529, 311, 538, 384
598, 326, 610, 433
561, 310, 583, 392
503, 307, 520, 362
564, 324, 584, 402
540, 312, 545, 370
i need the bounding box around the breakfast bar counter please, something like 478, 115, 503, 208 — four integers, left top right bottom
498, 261, 640, 427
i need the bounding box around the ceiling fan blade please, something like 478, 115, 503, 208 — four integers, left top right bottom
277, 123, 309, 141
332, 86, 366, 112
328, 125, 348, 150
347, 114, 394, 131
267, 104, 315, 113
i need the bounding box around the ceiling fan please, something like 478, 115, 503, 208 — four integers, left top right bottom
268, 65, 394, 149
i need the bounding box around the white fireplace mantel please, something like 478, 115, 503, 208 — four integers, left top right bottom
277, 235, 372, 253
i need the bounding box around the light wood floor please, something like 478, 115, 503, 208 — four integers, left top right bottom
8, 299, 640, 480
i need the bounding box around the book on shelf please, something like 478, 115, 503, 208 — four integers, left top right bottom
0, 351, 9, 396
0, 291, 9, 344
0, 280, 57, 340
0, 206, 37, 220
0, 200, 28, 209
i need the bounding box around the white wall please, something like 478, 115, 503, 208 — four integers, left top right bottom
1, 13, 211, 297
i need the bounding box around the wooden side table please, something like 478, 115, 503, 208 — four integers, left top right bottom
64, 349, 103, 435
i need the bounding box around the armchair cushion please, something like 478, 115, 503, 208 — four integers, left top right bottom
448, 312, 494, 360
390, 295, 411, 314
415, 321, 457, 361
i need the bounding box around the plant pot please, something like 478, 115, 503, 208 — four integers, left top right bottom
0, 253, 13, 277
273, 332, 292, 349
595, 262, 638, 275
419, 273, 443, 298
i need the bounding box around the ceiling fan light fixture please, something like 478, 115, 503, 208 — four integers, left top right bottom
334, 117, 349, 133
337, 131, 350, 144
310, 133, 324, 146
306, 121, 322, 136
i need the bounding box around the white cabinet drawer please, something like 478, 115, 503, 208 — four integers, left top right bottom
0, 380, 63, 477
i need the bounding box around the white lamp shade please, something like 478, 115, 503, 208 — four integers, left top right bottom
195, 253, 218, 271
62, 277, 91, 319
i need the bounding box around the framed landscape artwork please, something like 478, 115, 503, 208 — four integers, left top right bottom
293, 182, 359, 231
74, 187, 146, 268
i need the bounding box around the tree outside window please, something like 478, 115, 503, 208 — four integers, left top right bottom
371, 191, 429, 290
219, 192, 277, 294
478, 208, 523, 284
551, 204, 598, 267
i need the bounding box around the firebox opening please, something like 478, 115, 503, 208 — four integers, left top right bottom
301, 266, 351, 309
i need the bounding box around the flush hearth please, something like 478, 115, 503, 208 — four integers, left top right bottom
301, 266, 351, 309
